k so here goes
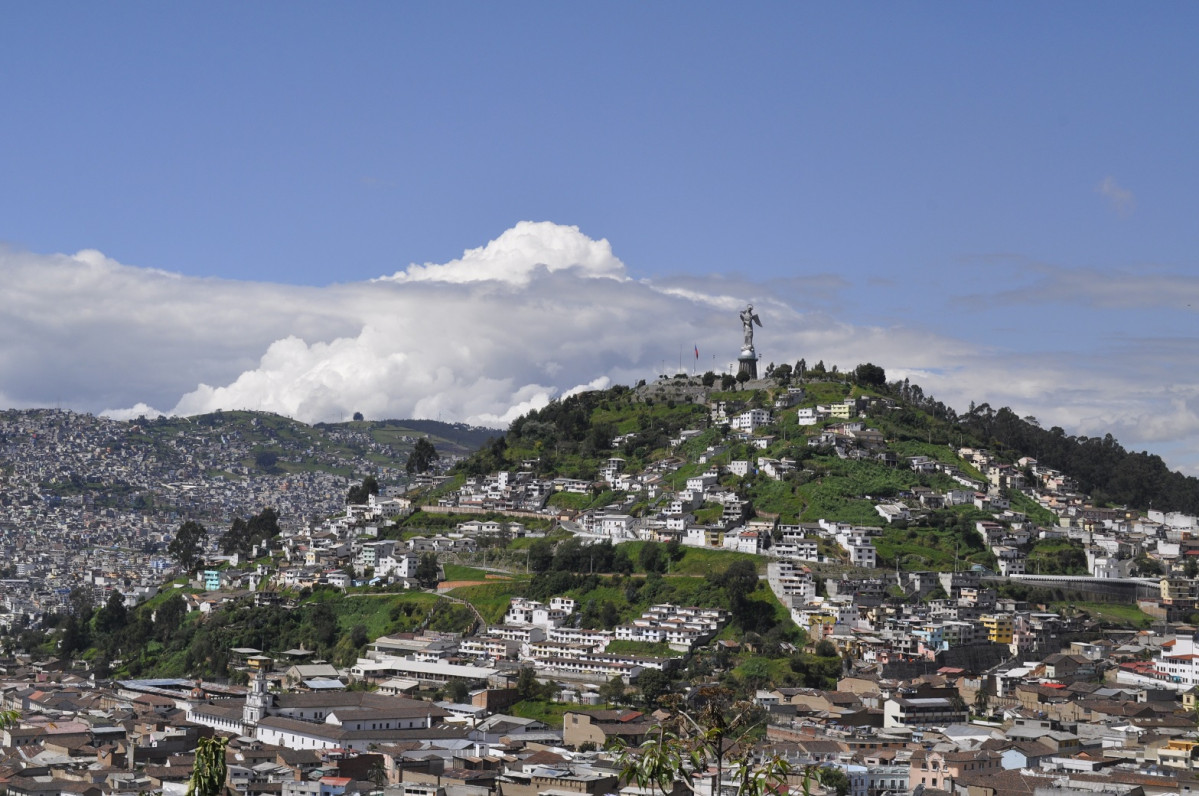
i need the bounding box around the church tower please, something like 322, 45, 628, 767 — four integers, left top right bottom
243, 669, 273, 731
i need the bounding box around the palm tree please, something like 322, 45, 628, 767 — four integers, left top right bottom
186, 736, 228, 796
614, 687, 790, 796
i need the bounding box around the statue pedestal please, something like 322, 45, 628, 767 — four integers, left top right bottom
737, 349, 758, 380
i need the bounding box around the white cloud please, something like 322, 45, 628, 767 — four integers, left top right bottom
102, 402, 168, 421
378, 220, 628, 286
1097, 175, 1135, 215
4, 222, 1199, 474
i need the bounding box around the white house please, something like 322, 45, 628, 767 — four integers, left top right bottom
1156, 637, 1199, 687
728, 460, 751, 477
599, 514, 636, 540
731, 409, 771, 433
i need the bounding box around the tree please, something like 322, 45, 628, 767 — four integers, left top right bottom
853, 362, 886, 388
154, 593, 187, 643
221, 507, 282, 556
639, 542, 667, 574
599, 674, 626, 705
612, 546, 635, 574
516, 666, 548, 700
446, 678, 471, 703
711, 559, 759, 607
306, 601, 339, 649
407, 438, 439, 474
736, 370, 750, 388
614, 686, 790, 796
347, 476, 379, 504
58, 615, 89, 658
1132, 554, 1164, 577
814, 639, 838, 658
186, 736, 229, 796
720, 374, 737, 391
527, 539, 555, 573
254, 450, 279, 471
635, 668, 672, 710
353, 411, 365, 421
665, 539, 684, 562
415, 553, 441, 588
169, 520, 207, 573
772, 363, 792, 385
814, 767, 849, 796
972, 688, 991, 718
701, 371, 717, 388
94, 591, 128, 637
367, 759, 388, 795
68, 586, 95, 619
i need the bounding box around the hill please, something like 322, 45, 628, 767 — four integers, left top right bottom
4, 408, 485, 494
958, 404, 1199, 515
9, 365, 1199, 685
456, 368, 1199, 519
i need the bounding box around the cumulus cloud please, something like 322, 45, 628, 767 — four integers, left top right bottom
1097, 175, 1135, 216
379, 220, 628, 285
4, 221, 1199, 473
102, 402, 168, 421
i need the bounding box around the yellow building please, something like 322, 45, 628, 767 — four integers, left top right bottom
981, 614, 1013, 645
1161, 577, 1197, 607
1160, 739, 1199, 771
246, 654, 274, 671
808, 614, 835, 638
828, 403, 852, 419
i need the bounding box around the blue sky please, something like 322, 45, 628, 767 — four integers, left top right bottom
3, 4, 1199, 471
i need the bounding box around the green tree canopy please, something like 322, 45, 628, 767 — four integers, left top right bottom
635, 668, 672, 710
254, 450, 279, 471
853, 362, 886, 388
415, 553, 441, 588
169, 520, 208, 573
407, 438, 439, 474
347, 476, 380, 504
527, 539, 555, 573
220, 507, 281, 556
94, 591, 128, 637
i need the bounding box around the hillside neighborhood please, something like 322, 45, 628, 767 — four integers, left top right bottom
3, 375, 1199, 796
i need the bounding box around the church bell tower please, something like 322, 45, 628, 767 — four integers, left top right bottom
243, 669, 273, 731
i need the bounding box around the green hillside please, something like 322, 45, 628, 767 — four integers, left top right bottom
33, 362, 1199, 687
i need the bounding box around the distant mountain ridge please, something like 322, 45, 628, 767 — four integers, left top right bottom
0, 408, 490, 492
8, 368, 1199, 517
338, 417, 499, 453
